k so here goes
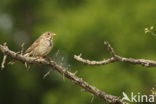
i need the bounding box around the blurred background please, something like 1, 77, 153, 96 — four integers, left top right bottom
0, 0, 156, 104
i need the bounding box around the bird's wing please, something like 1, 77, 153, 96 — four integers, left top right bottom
25, 36, 42, 54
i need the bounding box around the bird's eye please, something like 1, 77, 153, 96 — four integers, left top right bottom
48, 32, 50, 35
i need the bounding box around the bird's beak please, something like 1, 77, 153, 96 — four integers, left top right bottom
51, 33, 56, 37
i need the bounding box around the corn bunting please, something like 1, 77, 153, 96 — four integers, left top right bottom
24, 32, 56, 57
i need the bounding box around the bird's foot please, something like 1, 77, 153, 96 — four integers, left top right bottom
43, 56, 52, 61
35, 56, 44, 61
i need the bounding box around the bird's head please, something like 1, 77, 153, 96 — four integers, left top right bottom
43, 32, 56, 40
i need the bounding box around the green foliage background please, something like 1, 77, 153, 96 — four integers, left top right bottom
0, 0, 156, 104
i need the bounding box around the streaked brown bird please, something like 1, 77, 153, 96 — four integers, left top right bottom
24, 32, 56, 57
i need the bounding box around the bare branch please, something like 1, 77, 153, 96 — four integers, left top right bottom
8, 43, 25, 65
0, 44, 127, 104
74, 55, 116, 65
74, 41, 156, 67
104, 41, 116, 57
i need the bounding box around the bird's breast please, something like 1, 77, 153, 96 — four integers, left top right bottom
50, 39, 53, 46
36, 38, 53, 56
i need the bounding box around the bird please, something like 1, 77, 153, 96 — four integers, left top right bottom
8, 32, 56, 65
24, 32, 56, 58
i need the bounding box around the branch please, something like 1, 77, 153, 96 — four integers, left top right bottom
0, 44, 127, 104
74, 41, 156, 67
74, 54, 116, 65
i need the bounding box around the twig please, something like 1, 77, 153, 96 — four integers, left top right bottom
0, 43, 126, 104
74, 41, 156, 67
74, 55, 116, 66
8, 43, 25, 65
104, 41, 116, 57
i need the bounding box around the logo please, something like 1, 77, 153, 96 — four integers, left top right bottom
151, 87, 156, 96
122, 92, 155, 103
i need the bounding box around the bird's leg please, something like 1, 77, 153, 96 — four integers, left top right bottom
39, 56, 44, 61
43, 56, 52, 61
35, 56, 44, 61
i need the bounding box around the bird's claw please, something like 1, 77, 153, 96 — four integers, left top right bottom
35, 56, 44, 61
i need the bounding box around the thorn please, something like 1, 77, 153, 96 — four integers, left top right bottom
79, 78, 83, 81
1, 55, 7, 70
72, 80, 76, 84
56, 50, 60, 57
17, 51, 20, 54
21, 42, 25, 47
3, 42, 7, 46
79, 53, 82, 57
60, 57, 64, 66
62, 73, 65, 80
25, 62, 28, 68
21, 43, 25, 55
67, 64, 71, 69
53, 50, 60, 61
43, 69, 53, 79
81, 88, 86, 92
26, 65, 31, 71
104, 41, 108, 45
8, 60, 16, 65
90, 94, 94, 103
73, 70, 78, 76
